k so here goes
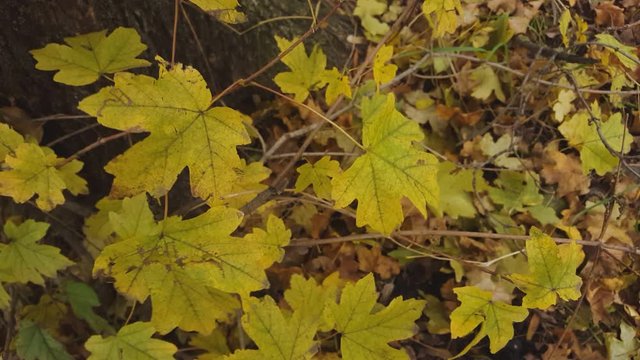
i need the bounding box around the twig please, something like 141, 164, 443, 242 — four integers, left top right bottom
171, 0, 180, 66
58, 131, 131, 165
289, 229, 640, 255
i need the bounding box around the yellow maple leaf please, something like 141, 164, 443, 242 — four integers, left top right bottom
321, 68, 352, 104
93, 195, 290, 333
295, 156, 341, 199
30, 27, 149, 86
327, 274, 425, 359
0, 137, 87, 211
190, 0, 246, 24
509, 228, 584, 309
85, 322, 177, 360
470, 64, 505, 102
79, 59, 251, 200
373, 45, 398, 88
331, 94, 440, 235
274, 36, 328, 102
450, 286, 528, 356
422, 0, 463, 38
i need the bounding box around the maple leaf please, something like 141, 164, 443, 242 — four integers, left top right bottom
208, 160, 271, 208
0, 143, 87, 211
331, 94, 440, 235
16, 321, 72, 360
552, 89, 575, 122
0, 123, 23, 160
540, 145, 590, 197
85, 322, 177, 360
595, 34, 640, 70
94, 194, 289, 333
0, 219, 73, 285
373, 45, 398, 88
227, 275, 334, 359
0, 285, 8, 309
321, 67, 352, 104
354, 0, 390, 36
274, 36, 328, 102
327, 274, 424, 359
0, 124, 87, 210
295, 156, 341, 199
422, 0, 463, 38
488, 171, 543, 212
64, 281, 113, 333
479, 133, 522, 169
438, 161, 485, 219
509, 228, 585, 309
78, 59, 251, 200
190, 0, 246, 24
30, 27, 149, 86
450, 286, 528, 355
605, 322, 640, 360
559, 110, 632, 175
470, 64, 505, 102
20, 295, 68, 337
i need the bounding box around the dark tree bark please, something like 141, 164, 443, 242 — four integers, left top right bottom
0, 0, 354, 115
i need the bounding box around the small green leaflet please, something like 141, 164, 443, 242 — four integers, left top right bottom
85, 322, 177, 360
509, 227, 585, 309
331, 94, 440, 235
16, 321, 73, 360
79, 59, 251, 200
488, 171, 543, 212
30, 27, 149, 86
328, 273, 425, 360
295, 156, 341, 199
450, 286, 528, 356
0, 219, 73, 286
438, 161, 484, 219
64, 281, 113, 333
226, 275, 334, 359
93, 194, 289, 334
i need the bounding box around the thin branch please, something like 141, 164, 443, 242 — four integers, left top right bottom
289, 229, 640, 255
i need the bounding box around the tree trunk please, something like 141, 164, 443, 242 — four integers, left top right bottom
0, 0, 353, 115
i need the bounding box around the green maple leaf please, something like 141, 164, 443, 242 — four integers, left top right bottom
227, 275, 334, 359
78, 59, 251, 200
30, 27, 149, 86
606, 322, 640, 360
328, 274, 425, 360
450, 286, 528, 356
94, 194, 290, 334
274, 36, 328, 102
559, 110, 632, 175
438, 161, 485, 219
487, 171, 543, 212
295, 156, 341, 199
509, 227, 584, 309
373, 45, 397, 88
190, 0, 246, 24
331, 94, 440, 235
0, 219, 73, 285
64, 281, 113, 333
85, 322, 177, 360
0, 124, 87, 211
16, 321, 72, 360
